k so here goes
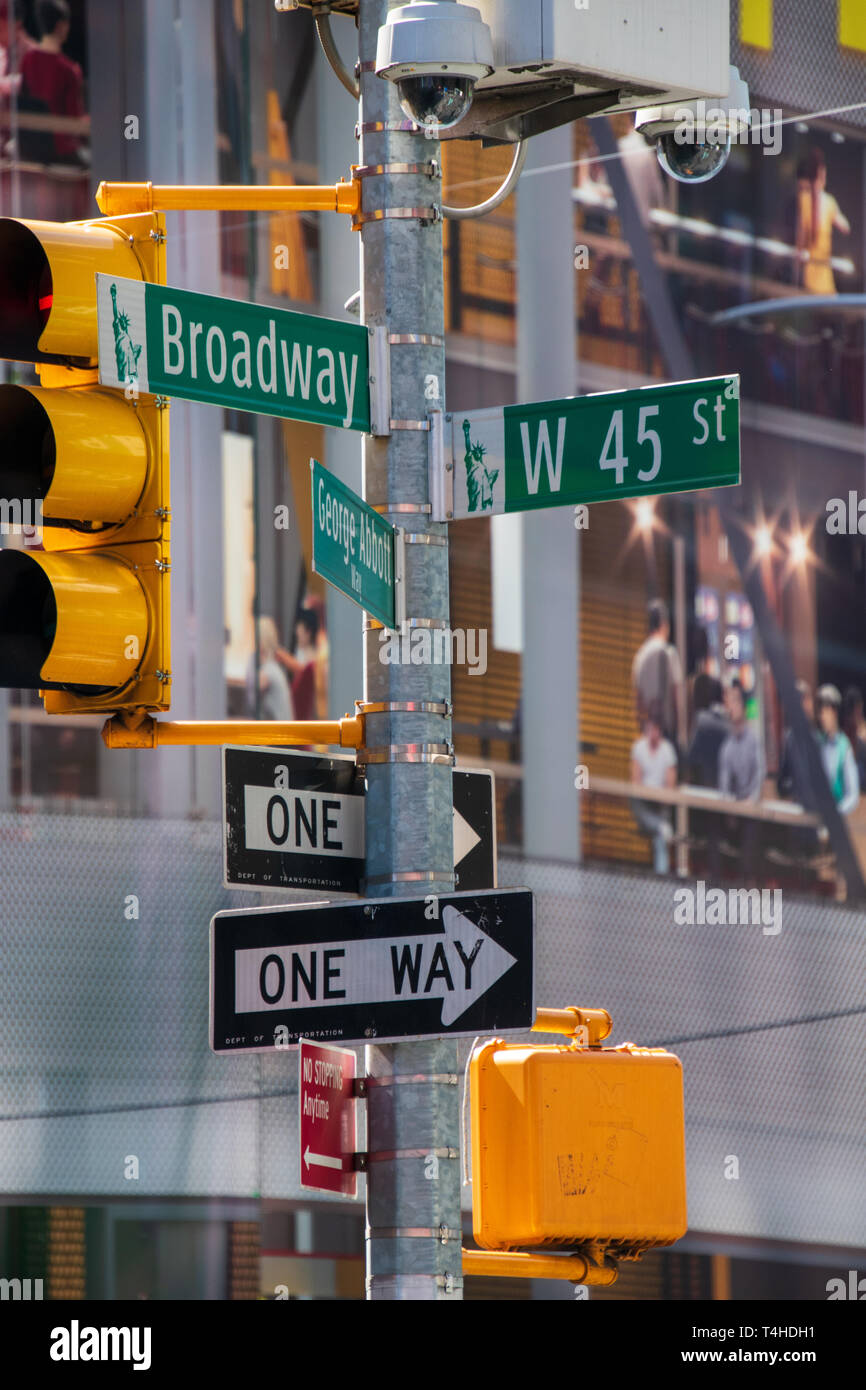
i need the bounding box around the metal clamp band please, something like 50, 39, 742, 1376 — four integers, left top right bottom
404, 533, 447, 547
366, 1227, 463, 1244
365, 1147, 459, 1163
360, 748, 455, 765
388, 333, 444, 347
389, 333, 444, 347
355, 60, 378, 74
389, 418, 431, 431
356, 700, 451, 715
364, 1073, 459, 1088
400, 618, 448, 630
364, 869, 454, 885
369, 502, 431, 515
356, 120, 420, 136
365, 1274, 463, 1293
354, 162, 439, 179
354, 207, 440, 226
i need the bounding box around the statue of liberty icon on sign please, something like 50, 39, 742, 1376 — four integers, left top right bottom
463, 418, 499, 512
110, 282, 142, 386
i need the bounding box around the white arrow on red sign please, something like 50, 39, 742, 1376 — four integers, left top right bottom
299, 1038, 358, 1197
303, 1146, 343, 1172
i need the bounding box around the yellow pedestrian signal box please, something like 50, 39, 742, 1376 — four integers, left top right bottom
0, 213, 170, 715
470, 1039, 687, 1257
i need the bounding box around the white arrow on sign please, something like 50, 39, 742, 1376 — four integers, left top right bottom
234, 905, 517, 1028
453, 805, 481, 867
303, 1146, 343, 1172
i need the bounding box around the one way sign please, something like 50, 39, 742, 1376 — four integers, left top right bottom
223, 748, 496, 894
209, 888, 534, 1051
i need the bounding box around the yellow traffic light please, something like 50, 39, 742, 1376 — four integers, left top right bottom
0, 213, 170, 714
470, 1038, 687, 1258
0, 214, 162, 365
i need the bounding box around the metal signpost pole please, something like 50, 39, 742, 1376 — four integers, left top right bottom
357, 1, 462, 1300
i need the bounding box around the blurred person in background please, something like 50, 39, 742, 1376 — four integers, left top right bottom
778, 679, 818, 807
276, 601, 329, 722
795, 147, 850, 295
630, 701, 678, 875
718, 678, 763, 877
632, 599, 683, 751
0, 1, 36, 97
18, 0, 86, 165
275, 607, 318, 722
297, 597, 329, 719
719, 679, 763, 802
688, 625, 717, 739
247, 616, 294, 722
841, 686, 866, 794
687, 676, 728, 789
816, 684, 859, 816
685, 675, 728, 876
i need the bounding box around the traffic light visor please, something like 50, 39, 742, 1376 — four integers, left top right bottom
0, 384, 147, 542
0, 548, 150, 692
0, 217, 149, 364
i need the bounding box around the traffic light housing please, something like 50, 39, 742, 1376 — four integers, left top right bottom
470, 1038, 687, 1258
0, 213, 170, 714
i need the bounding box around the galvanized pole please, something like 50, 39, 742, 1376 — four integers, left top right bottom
517, 126, 580, 864
358, 0, 462, 1300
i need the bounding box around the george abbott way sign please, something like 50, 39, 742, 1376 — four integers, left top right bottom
96, 273, 371, 431
311, 460, 403, 629
437, 374, 740, 520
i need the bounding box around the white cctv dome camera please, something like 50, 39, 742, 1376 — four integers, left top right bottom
635, 66, 750, 185
375, 1, 494, 135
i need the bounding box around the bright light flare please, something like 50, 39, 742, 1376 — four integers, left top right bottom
754, 524, 773, 557
789, 530, 810, 566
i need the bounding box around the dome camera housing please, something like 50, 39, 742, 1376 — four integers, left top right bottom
656, 132, 732, 184
635, 66, 750, 185
375, 1, 494, 135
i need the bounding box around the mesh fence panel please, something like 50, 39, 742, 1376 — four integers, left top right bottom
1, 815, 864, 1242
498, 854, 866, 1248
733, 0, 866, 128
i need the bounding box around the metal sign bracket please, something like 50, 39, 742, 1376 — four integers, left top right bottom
368, 324, 392, 436
427, 407, 452, 522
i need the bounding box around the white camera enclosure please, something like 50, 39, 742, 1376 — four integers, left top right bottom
376, 2, 494, 84
423, 0, 730, 141
635, 66, 751, 140
299, 0, 732, 143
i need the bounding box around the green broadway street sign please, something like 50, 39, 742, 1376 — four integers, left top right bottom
439, 375, 740, 520
96, 273, 371, 431
311, 460, 404, 630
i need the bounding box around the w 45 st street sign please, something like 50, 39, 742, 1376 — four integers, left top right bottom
431, 375, 740, 521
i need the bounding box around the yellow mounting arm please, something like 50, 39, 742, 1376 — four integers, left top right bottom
95, 180, 360, 218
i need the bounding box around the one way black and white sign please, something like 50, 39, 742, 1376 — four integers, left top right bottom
209, 888, 533, 1051
223, 747, 496, 894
